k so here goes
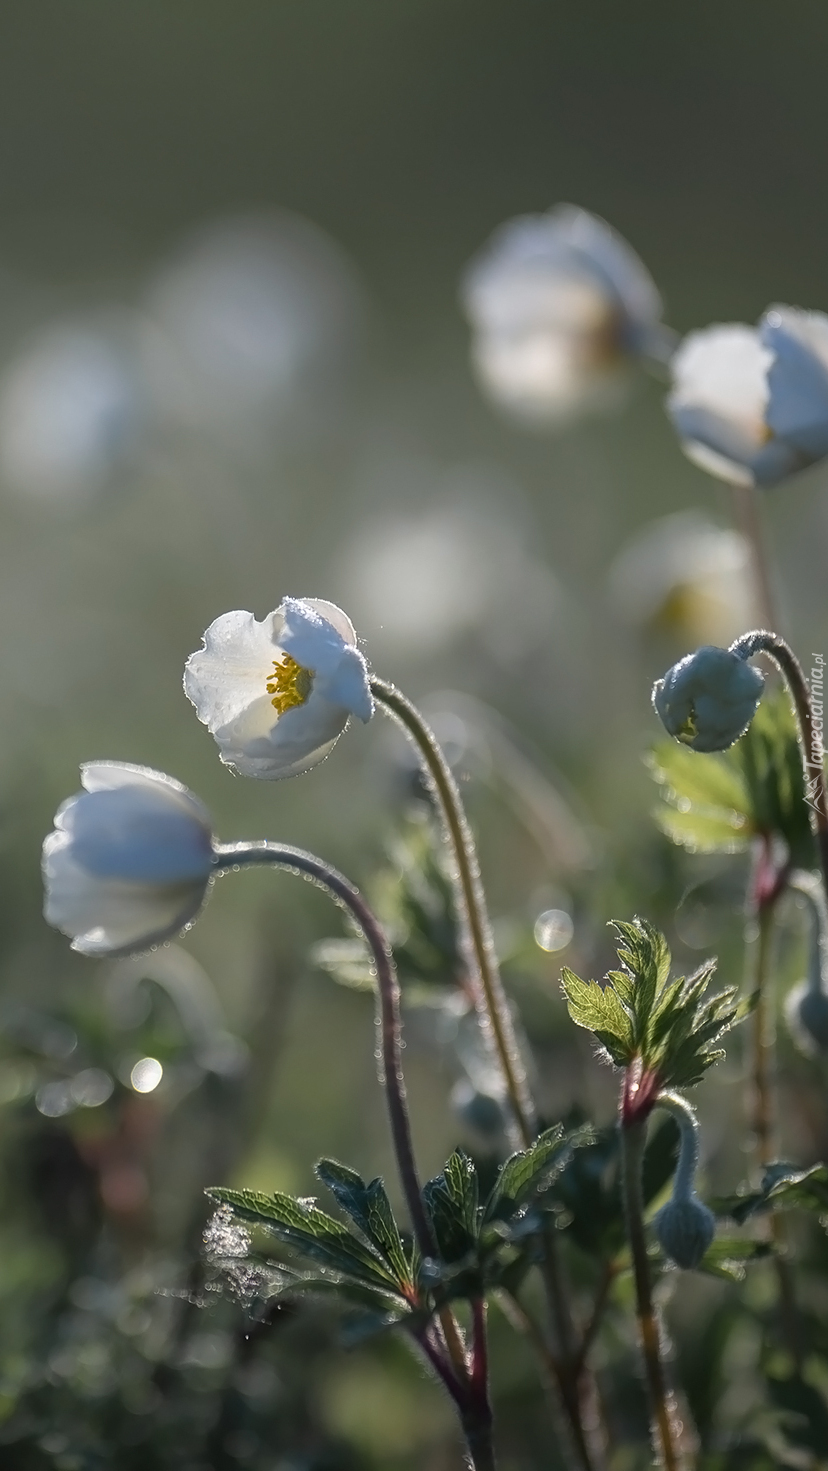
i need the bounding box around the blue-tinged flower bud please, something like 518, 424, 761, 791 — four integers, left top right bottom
786, 982, 828, 1055
784, 873, 828, 1056
652, 645, 764, 752
653, 1195, 716, 1270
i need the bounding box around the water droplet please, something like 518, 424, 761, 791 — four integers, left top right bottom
533, 908, 574, 953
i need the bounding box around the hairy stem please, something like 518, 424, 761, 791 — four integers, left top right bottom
213, 844, 470, 1387
731, 631, 828, 902
371, 677, 604, 1466
620, 1115, 682, 1470
370, 677, 535, 1145
213, 842, 434, 1256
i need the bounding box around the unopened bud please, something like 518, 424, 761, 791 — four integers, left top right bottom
652, 645, 764, 752
654, 1194, 716, 1270
786, 980, 828, 1056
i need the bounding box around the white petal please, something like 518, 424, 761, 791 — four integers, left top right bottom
214, 691, 348, 779
462, 205, 661, 342
184, 609, 278, 733
54, 787, 213, 884
43, 836, 208, 956
318, 644, 374, 723
762, 306, 828, 459
298, 597, 358, 646
471, 329, 616, 424
277, 597, 353, 677
667, 325, 778, 481
80, 760, 213, 829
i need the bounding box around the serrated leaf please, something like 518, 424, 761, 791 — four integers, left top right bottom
423, 1151, 480, 1264
207, 1187, 404, 1293
315, 1160, 413, 1291
562, 920, 738, 1093
485, 1124, 585, 1222
561, 969, 634, 1065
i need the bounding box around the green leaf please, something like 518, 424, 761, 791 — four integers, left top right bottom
485, 1124, 589, 1223
649, 691, 816, 866
646, 743, 752, 816
654, 805, 751, 855
560, 968, 634, 1065
563, 919, 738, 1091
315, 1159, 413, 1291
423, 1151, 480, 1264
207, 1187, 404, 1293
715, 1162, 828, 1225
695, 1237, 773, 1282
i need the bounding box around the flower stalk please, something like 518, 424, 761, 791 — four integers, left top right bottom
370, 677, 535, 1145
619, 1112, 683, 1471
212, 841, 492, 1455
730, 631, 828, 903
371, 678, 603, 1471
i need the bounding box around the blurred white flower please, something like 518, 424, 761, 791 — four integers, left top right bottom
184, 596, 373, 779
339, 492, 560, 661
43, 763, 215, 956
461, 204, 667, 425
143, 211, 363, 442
609, 512, 754, 645
0, 316, 143, 506
668, 307, 828, 486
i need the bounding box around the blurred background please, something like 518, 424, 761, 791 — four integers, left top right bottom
2, 3, 828, 1468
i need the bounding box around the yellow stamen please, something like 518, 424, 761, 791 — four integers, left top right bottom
266, 654, 313, 715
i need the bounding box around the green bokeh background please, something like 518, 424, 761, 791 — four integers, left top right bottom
1, 5, 828, 1467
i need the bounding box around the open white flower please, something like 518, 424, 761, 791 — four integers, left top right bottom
184, 596, 373, 779
668, 307, 828, 486
461, 204, 667, 424
43, 763, 215, 956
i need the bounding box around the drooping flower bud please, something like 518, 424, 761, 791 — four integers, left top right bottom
652, 644, 764, 752
785, 872, 828, 1056
651, 1091, 715, 1270
653, 1194, 716, 1270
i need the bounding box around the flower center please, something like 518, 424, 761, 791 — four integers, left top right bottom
266, 655, 314, 715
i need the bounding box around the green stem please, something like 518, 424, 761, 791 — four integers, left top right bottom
620, 1115, 682, 1470
370, 676, 536, 1145
731, 631, 828, 905
214, 843, 471, 1390
370, 678, 602, 1471
213, 842, 434, 1257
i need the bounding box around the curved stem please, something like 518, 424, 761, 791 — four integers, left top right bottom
620, 1114, 682, 1470
370, 677, 536, 1147
213, 842, 470, 1386
213, 842, 435, 1259
654, 1092, 700, 1202
731, 632, 828, 903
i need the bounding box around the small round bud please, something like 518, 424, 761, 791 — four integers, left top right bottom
785, 979, 828, 1056
653, 1195, 715, 1270
652, 645, 764, 752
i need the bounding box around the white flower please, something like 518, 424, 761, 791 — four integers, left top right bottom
609, 512, 754, 646
461, 204, 666, 425
43, 763, 215, 956
0, 316, 143, 508
183, 596, 373, 779
668, 307, 828, 486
